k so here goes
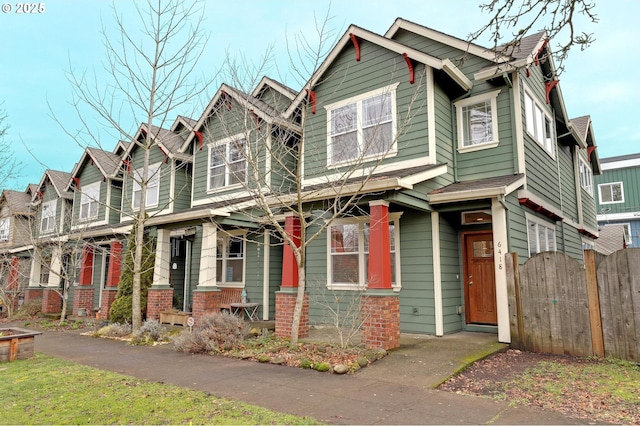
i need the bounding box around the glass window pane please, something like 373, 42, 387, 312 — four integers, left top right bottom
463, 101, 492, 146
332, 254, 359, 283
362, 93, 391, 127
331, 104, 357, 135
331, 131, 358, 163
528, 221, 538, 254
363, 122, 392, 156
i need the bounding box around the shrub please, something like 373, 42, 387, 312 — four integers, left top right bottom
13, 298, 42, 319
313, 362, 330, 372
173, 312, 245, 354
95, 322, 132, 338
130, 319, 166, 345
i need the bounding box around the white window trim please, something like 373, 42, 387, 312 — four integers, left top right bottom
523, 85, 555, 158
0, 217, 10, 241
40, 199, 57, 234
579, 158, 593, 196
206, 134, 249, 193
325, 83, 399, 168
79, 181, 101, 221
216, 229, 247, 288
618, 223, 632, 245
598, 181, 624, 204
132, 163, 161, 210
525, 213, 557, 256
454, 89, 501, 153
326, 213, 402, 291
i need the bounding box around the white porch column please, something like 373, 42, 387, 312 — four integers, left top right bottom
198, 222, 218, 287
29, 252, 42, 288
262, 228, 270, 320
491, 197, 511, 343
152, 229, 171, 287
431, 211, 444, 336
48, 246, 62, 288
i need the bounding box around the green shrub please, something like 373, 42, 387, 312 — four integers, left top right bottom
299, 358, 312, 369
95, 322, 132, 338
173, 312, 245, 354
13, 298, 42, 319
313, 362, 330, 372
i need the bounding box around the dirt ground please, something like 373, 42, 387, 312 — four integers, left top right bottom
439, 349, 640, 424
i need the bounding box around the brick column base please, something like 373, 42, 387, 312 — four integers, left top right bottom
98, 289, 118, 320
146, 288, 174, 321
361, 294, 400, 350
192, 289, 221, 321
24, 288, 43, 306
73, 287, 95, 317
42, 289, 62, 314
275, 291, 308, 339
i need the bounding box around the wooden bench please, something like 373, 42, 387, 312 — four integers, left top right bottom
220, 288, 242, 313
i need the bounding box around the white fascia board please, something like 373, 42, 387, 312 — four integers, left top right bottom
597, 212, 640, 221
399, 164, 448, 186
9, 244, 34, 254
602, 158, 640, 171
441, 59, 473, 91
146, 208, 230, 226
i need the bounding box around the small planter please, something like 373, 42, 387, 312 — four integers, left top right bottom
159, 311, 191, 326
0, 327, 43, 362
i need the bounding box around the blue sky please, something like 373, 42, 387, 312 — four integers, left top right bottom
0, 0, 638, 189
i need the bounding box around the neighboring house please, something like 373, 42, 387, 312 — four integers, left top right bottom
67, 146, 127, 318
595, 153, 640, 248
594, 224, 626, 255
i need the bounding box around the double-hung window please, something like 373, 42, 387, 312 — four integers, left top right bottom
208, 137, 247, 191
79, 182, 100, 221
132, 163, 160, 209
454, 90, 500, 151
527, 216, 556, 255
0, 217, 9, 241
524, 89, 555, 156
328, 216, 400, 290
327, 84, 397, 166
40, 200, 57, 233
598, 182, 624, 204
216, 231, 245, 286
579, 159, 593, 195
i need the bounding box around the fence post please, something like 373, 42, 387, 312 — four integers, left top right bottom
505, 253, 524, 350
584, 250, 604, 357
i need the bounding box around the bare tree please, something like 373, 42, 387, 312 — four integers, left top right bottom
471, 0, 598, 74
60, 0, 212, 330
0, 104, 22, 190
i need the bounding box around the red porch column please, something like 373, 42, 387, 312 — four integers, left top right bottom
99, 241, 122, 320
73, 245, 95, 317
276, 212, 308, 338
361, 200, 400, 350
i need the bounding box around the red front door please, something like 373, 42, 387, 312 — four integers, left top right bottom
463, 232, 497, 325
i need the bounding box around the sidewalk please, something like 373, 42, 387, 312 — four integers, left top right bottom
26, 325, 581, 425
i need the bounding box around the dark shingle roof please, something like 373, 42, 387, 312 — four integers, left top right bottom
86, 147, 122, 177
46, 170, 73, 199
2, 189, 32, 215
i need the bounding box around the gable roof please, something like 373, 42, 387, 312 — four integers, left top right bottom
251, 76, 297, 100
474, 31, 548, 81
125, 122, 191, 162
284, 23, 473, 119
171, 115, 198, 133
1, 189, 33, 216
181, 83, 302, 152
35, 169, 73, 201
67, 147, 123, 190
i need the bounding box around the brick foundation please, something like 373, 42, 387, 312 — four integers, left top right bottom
72, 287, 95, 317
275, 291, 308, 339
42, 289, 62, 314
24, 288, 43, 306
98, 289, 118, 320
192, 289, 221, 321
361, 294, 400, 350
146, 288, 174, 321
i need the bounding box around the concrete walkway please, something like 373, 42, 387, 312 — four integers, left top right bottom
25, 325, 581, 425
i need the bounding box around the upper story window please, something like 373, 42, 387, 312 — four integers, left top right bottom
208, 136, 247, 191
598, 182, 624, 204
0, 217, 9, 241
326, 84, 398, 167
454, 90, 500, 152
579, 159, 593, 195
524, 88, 555, 157
328, 215, 400, 290
79, 182, 100, 221
40, 199, 57, 233
527, 215, 556, 255
132, 163, 160, 210
216, 231, 245, 287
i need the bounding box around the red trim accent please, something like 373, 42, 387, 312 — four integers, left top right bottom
526, 67, 530, 77
158, 145, 169, 163
349, 33, 361, 61
578, 228, 598, 240
535, 39, 549, 66
106, 241, 122, 287
402, 53, 414, 84
587, 146, 596, 160
194, 131, 204, 150
9, 257, 20, 290
281, 215, 301, 288
221, 90, 231, 110
250, 110, 261, 130
518, 198, 563, 222
72, 177, 80, 189
305, 89, 316, 114
37, 191, 43, 200
140, 128, 147, 138
79, 245, 94, 286
368, 203, 392, 289
545, 79, 559, 104
122, 159, 131, 173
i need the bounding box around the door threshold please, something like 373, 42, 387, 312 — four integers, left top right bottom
464, 323, 498, 334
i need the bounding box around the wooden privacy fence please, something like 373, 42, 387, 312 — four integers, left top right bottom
505, 249, 640, 361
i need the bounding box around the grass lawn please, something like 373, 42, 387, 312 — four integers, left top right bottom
1, 354, 319, 425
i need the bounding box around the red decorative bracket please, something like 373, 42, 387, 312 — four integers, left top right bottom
194, 131, 204, 150
587, 146, 597, 162
349, 33, 361, 62
37, 191, 43, 200
221, 90, 231, 110
525, 66, 530, 78
535, 39, 549, 66
250, 110, 261, 130
306, 89, 317, 114
158, 145, 169, 164
72, 177, 80, 189
402, 53, 414, 84
545, 79, 559, 104
140, 128, 147, 138
122, 159, 131, 173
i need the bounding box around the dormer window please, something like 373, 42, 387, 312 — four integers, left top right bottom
41, 200, 57, 233
79, 182, 100, 221
0, 217, 9, 241
132, 163, 160, 209
207, 136, 247, 191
